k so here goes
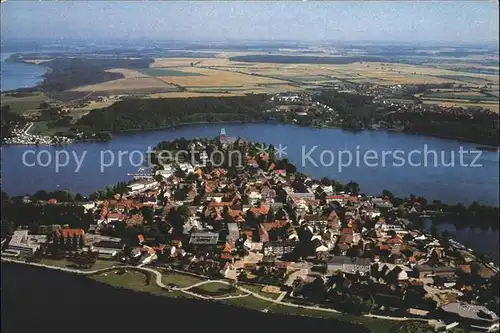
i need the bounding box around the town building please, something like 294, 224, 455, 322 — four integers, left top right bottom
189, 232, 219, 245
441, 303, 499, 332
7, 230, 45, 255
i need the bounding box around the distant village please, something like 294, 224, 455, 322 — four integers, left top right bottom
1, 130, 499, 332
3, 80, 498, 147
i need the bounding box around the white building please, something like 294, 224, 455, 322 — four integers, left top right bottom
7, 230, 46, 255
127, 179, 159, 192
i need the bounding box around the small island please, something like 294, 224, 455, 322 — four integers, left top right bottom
2, 133, 499, 333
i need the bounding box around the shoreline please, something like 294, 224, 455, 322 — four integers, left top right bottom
1, 54, 49, 93
0, 258, 420, 325
3, 120, 499, 148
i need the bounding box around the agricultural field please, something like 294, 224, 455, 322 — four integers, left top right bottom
146, 91, 240, 98
421, 91, 499, 101
62, 53, 499, 101
422, 100, 500, 113
153, 66, 295, 92
151, 57, 213, 68
1, 92, 48, 114
138, 67, 205, 77
6, 51, 497, 118
71, 76, 179, 94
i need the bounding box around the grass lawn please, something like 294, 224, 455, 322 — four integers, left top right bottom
85, 267, 397, 333
39, 257, 120, 271
1, 93, 47, 114
161, 271, 204, 288
189, 282, 245, 297
90, 269, 167, 295
220, 294, 276, 311
138, 68, 204, 77
28, 121, 73, 136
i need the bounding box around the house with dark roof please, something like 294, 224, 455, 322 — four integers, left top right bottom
189, 232, 219, 245
326, 256, 371, 275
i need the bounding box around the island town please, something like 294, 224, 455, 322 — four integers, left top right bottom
1, 129, 499, 333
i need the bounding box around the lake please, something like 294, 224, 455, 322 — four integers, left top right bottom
1, 123, 499, 206
1, 263, 372, 333
1, 52, 48, 92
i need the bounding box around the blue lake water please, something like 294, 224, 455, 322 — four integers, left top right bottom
1, 52, 48, 92
1, 123, 499, 206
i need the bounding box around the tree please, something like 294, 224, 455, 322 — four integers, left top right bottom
344, 181, 360, 194
140, 206, 154, 224
321, 177, 332, 186
65, 236, 72, 250
33, 190, 50, 201
382, 189, 395, 201
1, 220, 15, 238
266, 209, 275, 222
71, 234, 78, 249
168, 206, 190, 234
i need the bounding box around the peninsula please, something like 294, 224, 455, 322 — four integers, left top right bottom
2, 135, 499, 333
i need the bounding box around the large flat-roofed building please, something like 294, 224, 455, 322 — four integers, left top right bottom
327, 256, 372, 275
226, 223, 240, 243
7, 230, 45, 255
189, 232, 219, 245
441, 302, 499, 332
127, 179, 159, 192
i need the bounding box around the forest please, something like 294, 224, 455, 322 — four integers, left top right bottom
314, 90, 500, 146
76, 94, 275, 132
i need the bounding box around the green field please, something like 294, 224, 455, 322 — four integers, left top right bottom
29, 121, 73, 136
161, 271, 204, 288
422, 92, 499, 101
189, 282, 244, 297
38, 257, 120, 271
138, 68, 205, 77
87, 269, 399, 333
432, 75, 491, 84
1, 93, 47, 114
185, 85, 244, 89
90, 269, 167, 295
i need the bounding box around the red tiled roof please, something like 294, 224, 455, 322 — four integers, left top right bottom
221, 254, 233, 260
261, 220, 290, 231
341, 228, 353, 234
326, 195, 358, 201
249, 205, 270, 216
386, 236, 404, 245
56, 228, 85, 238
209, 201, 233, 207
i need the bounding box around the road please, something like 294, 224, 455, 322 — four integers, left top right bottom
24, 122, 34, 135
1, 257, 426, 322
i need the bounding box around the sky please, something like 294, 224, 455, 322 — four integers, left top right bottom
1, 1, 499, 43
